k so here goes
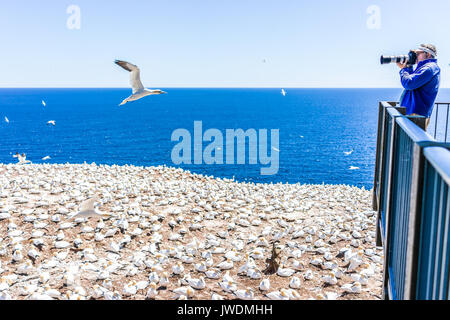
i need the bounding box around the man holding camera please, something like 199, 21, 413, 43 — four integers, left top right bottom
397, 44, 440, 129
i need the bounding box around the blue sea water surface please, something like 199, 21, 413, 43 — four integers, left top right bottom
1, 88, 449, 188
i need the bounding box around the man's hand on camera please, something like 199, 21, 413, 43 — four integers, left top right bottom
397, 62, 408, 69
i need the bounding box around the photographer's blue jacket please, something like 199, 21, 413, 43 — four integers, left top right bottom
399, 58, 440, 117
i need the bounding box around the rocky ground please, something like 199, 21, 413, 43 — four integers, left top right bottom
0, 163, 383, 300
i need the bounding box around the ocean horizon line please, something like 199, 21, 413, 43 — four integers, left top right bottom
0, 87, 435, 90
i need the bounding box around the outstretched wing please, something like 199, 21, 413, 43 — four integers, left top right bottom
115, 60, 145, 94
79, 197, 97, 212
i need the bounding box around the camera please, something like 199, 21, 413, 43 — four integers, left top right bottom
380, 50, 417, 65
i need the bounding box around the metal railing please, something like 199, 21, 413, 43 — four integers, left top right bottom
416, 147, 450, 299
429, 103, 450, 142
373, 101, 450, 300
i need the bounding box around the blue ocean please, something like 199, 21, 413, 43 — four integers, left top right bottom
1, 88, 449, 189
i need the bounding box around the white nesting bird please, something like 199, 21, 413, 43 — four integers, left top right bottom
234, 288, 254, 300
323, 271, 338, 285
259, 279, 270, 291
68, 198, 108, 219
277, 266, 295, 277
146, 282, 158, 299
212, 293, 224, 300
266, 290, 290, 300
205, 269, 221, 279
219, 280, 237, 293
47, 120, 55, 126
188, 276, 206, 290
289, 277, 301, 289
172, 262, 184, 275
114, 60, 166, 106
172, 286, 195, 299
217, 258, 234, 270
341, 282, 362, 294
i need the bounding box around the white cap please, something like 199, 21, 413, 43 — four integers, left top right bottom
416, 46, 436, 58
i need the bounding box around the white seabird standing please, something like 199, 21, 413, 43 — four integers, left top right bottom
114, 60, 166, 106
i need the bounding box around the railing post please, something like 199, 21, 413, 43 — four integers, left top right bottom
373, 102, 384, 212
375, 102, 395, 247
404, 142, 426, 300
381, 109, 401, 300
374, 103, 385, 247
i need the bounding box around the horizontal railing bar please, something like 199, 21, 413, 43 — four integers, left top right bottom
423, 147, 450, 185
386, 106, 403, 117
395, 117, 436, 144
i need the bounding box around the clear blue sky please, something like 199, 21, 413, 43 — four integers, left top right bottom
1, 0, 449, 88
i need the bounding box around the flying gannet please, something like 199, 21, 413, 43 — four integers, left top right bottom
114, 60, 166, 106
47, 120, 55, 126
344, 150, 354, 156
281, 89, 286, 96
4, 116, 9, 124
42, 100, 46, 107
13, 152, 31, 164
68, 198, 108, 219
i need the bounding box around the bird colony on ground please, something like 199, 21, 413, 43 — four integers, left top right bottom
0, 163, 383, 300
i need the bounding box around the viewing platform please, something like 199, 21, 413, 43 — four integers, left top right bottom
373, 101, 450, 300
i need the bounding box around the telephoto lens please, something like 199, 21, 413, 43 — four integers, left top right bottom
380, 55, 409, 65
380, 50, 417, 65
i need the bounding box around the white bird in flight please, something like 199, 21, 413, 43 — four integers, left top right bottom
47, 120, 55, 126
349, 166, 360, 170
344, 150, 353, 156
281, 89, 286, 96
4, 116, 9, 124
115, 60, 166, 106
42, 156, 51, 160
42, 100, 46, 107
13, 152, 31, 164
68, 198, 108, 219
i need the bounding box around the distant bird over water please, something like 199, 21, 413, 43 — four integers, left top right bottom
114, 60, 166, 106
47, 120, 55, 126
349, 166, 360, 170
4, 116, 9, 124
344, 150, 353, 156
42, 156, 51, 161
42, 100, 46, 107
281, 89, 286, 96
